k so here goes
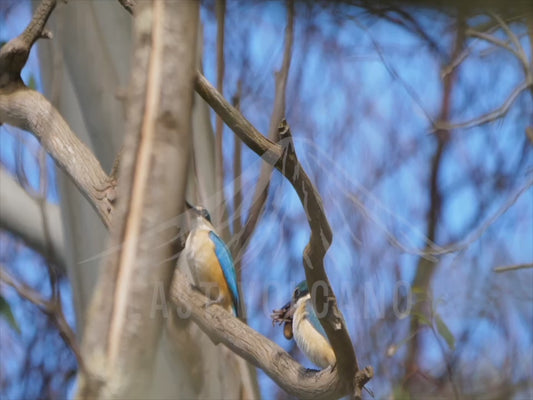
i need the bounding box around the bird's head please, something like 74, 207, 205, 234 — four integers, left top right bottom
292, 280, 309, 304
271, 280, 311, 339
185, 200, 212, 223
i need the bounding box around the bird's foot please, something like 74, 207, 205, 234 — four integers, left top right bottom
204, 298, 223, 310
190, 282, 202, 292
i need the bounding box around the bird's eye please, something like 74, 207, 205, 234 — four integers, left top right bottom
294, 288, 300, 298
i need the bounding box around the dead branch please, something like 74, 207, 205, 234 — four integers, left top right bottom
194, 72, 371, 398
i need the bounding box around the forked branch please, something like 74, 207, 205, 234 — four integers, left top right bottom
0, 0, 115, 227
194, 72, 372, 398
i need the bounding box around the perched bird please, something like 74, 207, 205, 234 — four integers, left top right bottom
273, 281, 335, 369
182, 202, 240, 317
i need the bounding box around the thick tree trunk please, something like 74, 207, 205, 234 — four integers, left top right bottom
37, 1, 251, 397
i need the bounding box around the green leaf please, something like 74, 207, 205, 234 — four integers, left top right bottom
392, 385, 411, 400
27, 75, 37, 90
411, 287, 426, 295
0, 295, 20, 334
435, 313, 455, 350
412, 311, 431, 326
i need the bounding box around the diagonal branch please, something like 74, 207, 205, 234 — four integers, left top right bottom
194, 72, 371, 398
0, 89, 115, 227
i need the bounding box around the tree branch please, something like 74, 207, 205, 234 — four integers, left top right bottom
0, 0, 55, 87
170, 269, 372, 399
0, 0, 115, 228
0, 89, 115, 227
0, 168, 65, 271
493, 263, 533, 273
0, 265, 86, 374
194, 72, 370, 397
432, 80, 532, 131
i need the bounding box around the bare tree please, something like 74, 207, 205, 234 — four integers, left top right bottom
1, 0, 531, 399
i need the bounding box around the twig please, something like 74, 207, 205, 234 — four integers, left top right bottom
0, 266, 87, 374
494, 263, 533, 273
489, 13, 530, 74
194, 71, 370, 397
351, 17, 435, 127
466, 28, 523, 61
432, 80, 532, 131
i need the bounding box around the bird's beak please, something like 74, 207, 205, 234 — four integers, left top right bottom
185, 200, 194, 210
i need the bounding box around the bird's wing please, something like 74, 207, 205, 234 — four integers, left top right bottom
305, 299, 328, 339
208, 231, 240, 316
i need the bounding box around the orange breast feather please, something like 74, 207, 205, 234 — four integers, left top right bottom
193, 230, 232, 311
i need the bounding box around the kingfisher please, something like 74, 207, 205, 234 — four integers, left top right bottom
272, 280, 335, 369
182, 201, 240, 317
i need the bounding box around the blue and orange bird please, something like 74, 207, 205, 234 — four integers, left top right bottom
273, 281, 335, 369
183, 202, 240, 317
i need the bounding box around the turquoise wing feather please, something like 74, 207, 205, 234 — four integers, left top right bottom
209, 231, 240, 317
305, 300, 328, 339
